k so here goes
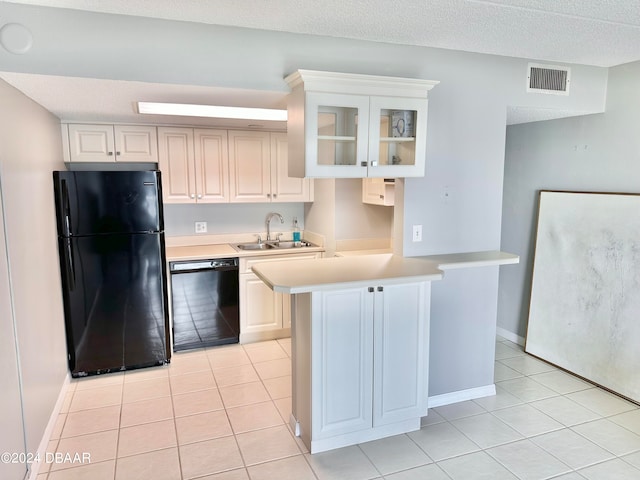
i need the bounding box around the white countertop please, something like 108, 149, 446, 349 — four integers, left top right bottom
166, 243, 238, 261
252, 254, 444, 294
417, 250, 520, 269
336, 249, 519, 269
166, 243, 324, 262
335, 248, 393, 256
252, 250, 519, 294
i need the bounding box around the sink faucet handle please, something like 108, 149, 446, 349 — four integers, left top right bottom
276, 233, 283, 242
256, 234, 262, 243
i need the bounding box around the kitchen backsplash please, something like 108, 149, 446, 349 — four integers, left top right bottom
163, 203, 305, 236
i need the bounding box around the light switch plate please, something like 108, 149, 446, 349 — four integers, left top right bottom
412, 224, 422, 242
195, 221, 207, 233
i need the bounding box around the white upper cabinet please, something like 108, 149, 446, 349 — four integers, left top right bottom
158, 127, 196, 203
270, 132, 313, 203
159, 128, 312, 205
228, 130, 313, 203
285, 70, 438, 178
194, 129, 230, 203
66, 124, 158, 163
228, 130, 272, 203
157, 127, 230, 204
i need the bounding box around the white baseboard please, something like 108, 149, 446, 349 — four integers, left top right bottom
428, 384, 496, 408
496, 326, 525, 346
27, 373, 71, 480
240, 328, 291, 344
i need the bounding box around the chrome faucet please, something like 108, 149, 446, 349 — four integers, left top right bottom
265, 212, 284, 241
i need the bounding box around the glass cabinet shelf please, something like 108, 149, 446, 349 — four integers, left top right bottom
318, 135, 357, 142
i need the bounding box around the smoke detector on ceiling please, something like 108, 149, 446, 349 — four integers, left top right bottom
527, 63, 570, 95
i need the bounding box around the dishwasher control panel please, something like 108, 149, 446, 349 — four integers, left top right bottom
170, 257, 239, 272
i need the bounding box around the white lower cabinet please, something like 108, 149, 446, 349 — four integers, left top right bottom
239, 252, 320, 343
312, 287, 374, 439
293, 281, 430, 453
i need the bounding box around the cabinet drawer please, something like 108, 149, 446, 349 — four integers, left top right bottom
240, 252, 320, 274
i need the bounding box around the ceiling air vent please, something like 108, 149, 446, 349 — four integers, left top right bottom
527, 63, 570, 95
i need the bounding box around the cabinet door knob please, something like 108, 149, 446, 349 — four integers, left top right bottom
370, 161, 378, 167
377, 286, 384, 292
116, 151, 121, 156
197, 194, 202, 199
190, 194, 195, 199
368, 287, 374, 293
360, 162, 368, 167
267, 193, 271, 198
107, 151, 113, 156
379, 195, 384, 199
273, 193, 277, 198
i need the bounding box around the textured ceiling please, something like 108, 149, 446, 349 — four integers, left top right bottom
1, 0, 635, 126
7, 0, 640, 67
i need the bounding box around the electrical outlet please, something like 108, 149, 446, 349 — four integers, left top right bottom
195, 221, 207, 234
412, 224, 422, 242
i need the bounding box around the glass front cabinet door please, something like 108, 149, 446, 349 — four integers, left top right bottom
306, 92, 370, 177
367, 96, 428, 178
285, 70, 438, 179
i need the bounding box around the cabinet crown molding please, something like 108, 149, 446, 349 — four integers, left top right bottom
285, 70, 439, 98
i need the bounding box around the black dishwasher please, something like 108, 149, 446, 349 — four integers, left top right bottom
169, 257, 239, 351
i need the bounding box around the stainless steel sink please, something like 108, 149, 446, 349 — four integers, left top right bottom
269, 241, 303, 249
233, 240, 315, 251
234, 243, 273, 250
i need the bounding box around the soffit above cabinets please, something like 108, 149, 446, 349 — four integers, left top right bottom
0, 72, 289, 130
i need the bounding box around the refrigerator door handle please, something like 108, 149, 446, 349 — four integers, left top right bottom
61, 179, 72, 236
65, 238, 76, 291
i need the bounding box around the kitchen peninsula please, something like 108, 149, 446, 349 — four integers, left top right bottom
252, 252, 518, 453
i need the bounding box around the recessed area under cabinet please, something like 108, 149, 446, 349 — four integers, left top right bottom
63, 124, 158, 163
159, 127, 313, 205
285, 70, 438, 178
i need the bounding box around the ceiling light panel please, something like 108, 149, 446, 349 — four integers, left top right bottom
137, 102, 287, 121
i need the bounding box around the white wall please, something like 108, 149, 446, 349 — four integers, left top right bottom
499, 61, 640, 339
0, 79, 68, 472
0, 2, 609, 397
335, 179, 393, 241
305, 179, 337, 253
0, 172, 26, 480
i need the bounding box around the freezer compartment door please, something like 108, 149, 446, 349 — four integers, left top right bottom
53, 170, 163, 236
60, 232, 169, 376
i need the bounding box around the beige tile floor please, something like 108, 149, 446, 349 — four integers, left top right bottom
34, 337, 640, 480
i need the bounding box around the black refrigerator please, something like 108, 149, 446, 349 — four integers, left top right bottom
53, 170, 171, 377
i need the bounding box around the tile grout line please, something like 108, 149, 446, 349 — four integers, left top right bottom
166, 367, 185, 480
205, 346, 251, 479
111, 376, 124, 480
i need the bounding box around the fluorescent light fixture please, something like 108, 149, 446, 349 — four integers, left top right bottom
136, 102, 287, 121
